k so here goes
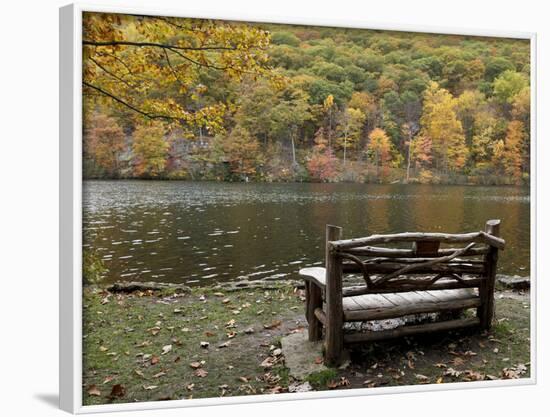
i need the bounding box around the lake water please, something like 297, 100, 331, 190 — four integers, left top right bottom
83, 181, 530, 285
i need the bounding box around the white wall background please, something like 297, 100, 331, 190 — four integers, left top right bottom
0, 0, 547, 415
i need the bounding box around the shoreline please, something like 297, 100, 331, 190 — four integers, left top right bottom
83, 177, 531, 188
99, 274, 531, 294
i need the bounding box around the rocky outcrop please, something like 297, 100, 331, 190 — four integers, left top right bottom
497, 275, 530, 290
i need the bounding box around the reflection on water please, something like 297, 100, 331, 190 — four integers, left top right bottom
83, 181, 530, 285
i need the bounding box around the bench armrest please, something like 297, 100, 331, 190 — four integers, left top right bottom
299, 267, 326, 291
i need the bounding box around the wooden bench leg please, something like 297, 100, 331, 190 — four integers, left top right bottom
324, 225, 344, 366
305, 281, 323, 341
479, 220, 500, 329
324, 320, 343, 366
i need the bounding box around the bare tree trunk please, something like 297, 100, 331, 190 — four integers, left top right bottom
406, 139, 412, 183
343, 132, 348, 166
291, 134, 296, 165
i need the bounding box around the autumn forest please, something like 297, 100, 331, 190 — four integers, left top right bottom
83, 13, 531, 185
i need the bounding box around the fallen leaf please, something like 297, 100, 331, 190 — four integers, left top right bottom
110, 384, 126, 398
87, 385, 101, 396
238, 376, 249, 383
189, 362, 202, 369
451, 357, 465, 367
153, 371, 166, 378
151, 355, 160, 365
143, 385, 158, 390
200, 341, 210, 349
161, 345, 172, 355
263, 320, 282, 330
327, 377, 350, 389
194, 368, 208, 378
314, 357, 323, 365
102, 376, 115, 385
186, 383, 195, 391
218, 341, 231, 348
415, 374, 429, 382
99, 346, 108, 352
260, 357, 274, 369
462, 370, 484, 381
444, 368, 462, 378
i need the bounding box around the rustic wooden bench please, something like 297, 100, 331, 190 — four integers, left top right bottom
299, 220, 505, 366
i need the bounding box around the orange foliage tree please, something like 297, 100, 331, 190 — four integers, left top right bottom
219, 125, 262, 179
492, 120, 526, 183
85, 113, 126, 176
307, 128, 339, 182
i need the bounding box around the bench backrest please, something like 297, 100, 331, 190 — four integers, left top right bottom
325, 220, 504, 296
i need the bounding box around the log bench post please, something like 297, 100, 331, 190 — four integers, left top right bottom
305, 279, 323, 341
478, 219, 500, 329
324, 224, 344, 366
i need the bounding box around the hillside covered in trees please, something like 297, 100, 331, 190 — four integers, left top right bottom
83, 13, 531, 185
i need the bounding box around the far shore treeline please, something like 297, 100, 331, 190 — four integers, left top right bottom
83, 13, 530, 185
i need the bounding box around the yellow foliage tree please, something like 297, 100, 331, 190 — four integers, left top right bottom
132, 123, 169, 177
420, 82, 468, 172
496, 120, 526, 183
220, 125, 262, 178
367, 128, 393, 179
336, 107, 366, 164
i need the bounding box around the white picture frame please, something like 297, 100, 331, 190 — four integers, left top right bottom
60, 2, 537, 413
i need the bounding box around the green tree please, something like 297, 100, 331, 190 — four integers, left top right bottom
493, 70, 529, 104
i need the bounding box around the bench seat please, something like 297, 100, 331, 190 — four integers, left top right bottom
342, 288, 479, 321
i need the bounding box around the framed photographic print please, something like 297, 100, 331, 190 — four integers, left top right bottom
60, 2, 536, 413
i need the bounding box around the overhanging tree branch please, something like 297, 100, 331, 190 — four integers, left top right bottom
83, 81, 180, 121
83, 39, 238, 51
